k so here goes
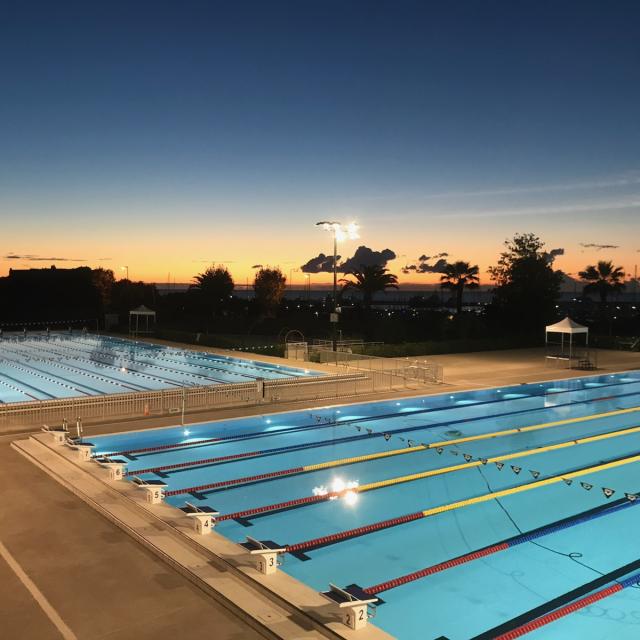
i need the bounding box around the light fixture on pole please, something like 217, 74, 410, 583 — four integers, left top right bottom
120, 265, 129, 280
315, 221, 359, 351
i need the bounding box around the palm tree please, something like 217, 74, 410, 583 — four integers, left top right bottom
440, 261, 480, 314
578, 260, 625, 304
340, 265, 399, 308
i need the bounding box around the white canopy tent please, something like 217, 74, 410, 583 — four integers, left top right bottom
545, 316, 590, 364
129, 305, 156, 336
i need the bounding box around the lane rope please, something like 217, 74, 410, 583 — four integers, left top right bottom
284, 450, 640, 554
161, 410, 640, 496
215, 422, 640, 521
363, 492, 640, 595
472, 558, 640, 640
96, 376, 640, 459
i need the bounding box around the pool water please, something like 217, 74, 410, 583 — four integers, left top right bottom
91, 371, 640, 639
0, 333, 316, 403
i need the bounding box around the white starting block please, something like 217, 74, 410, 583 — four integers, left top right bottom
239, 537, 286, 575
93, 456, 128, 481
65, 439, 95, 461
179, 502, 219, 535
132, 478, 167, 504
321, 584, 378, 631
41, 423, 69, 445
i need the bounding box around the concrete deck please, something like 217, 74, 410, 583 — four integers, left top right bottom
0, 436, 264, 640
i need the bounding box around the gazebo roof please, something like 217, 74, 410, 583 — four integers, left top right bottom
129, 305, 156, 316
545, 316, 588, 334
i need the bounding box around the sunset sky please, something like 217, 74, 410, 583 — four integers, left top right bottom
1, 1, 639, 286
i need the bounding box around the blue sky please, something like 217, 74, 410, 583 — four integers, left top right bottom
1, 1, 639, 283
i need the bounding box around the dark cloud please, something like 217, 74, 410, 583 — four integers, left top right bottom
543, 247, 565, 264
402, 252, 450, 275
339, 246, 396, 273
4, 254, 87, 261
300, 253, 341, 273
579, 243, 619, 250
300, 246, 395, 273
251, 264, 263, 269
403, 258, 449, 274
417, 252, 448, 262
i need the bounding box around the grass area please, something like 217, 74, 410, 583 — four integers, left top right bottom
353, 336, 541, 357
154, 328, 285, 356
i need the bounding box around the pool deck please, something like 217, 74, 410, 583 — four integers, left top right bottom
2, 345, 640, 640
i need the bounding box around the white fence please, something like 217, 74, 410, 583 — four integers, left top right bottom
0, 372, 391, 432
312, 347, 444, 385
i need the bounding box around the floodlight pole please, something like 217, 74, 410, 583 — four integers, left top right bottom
332, 230, 338, 352
316, 221, 341, 352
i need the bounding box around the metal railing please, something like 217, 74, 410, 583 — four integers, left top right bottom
311, 347, 444, 386
0, 370, 402, 433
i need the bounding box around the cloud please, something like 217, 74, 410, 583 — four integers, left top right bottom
300, 246, 396, 273
300, 253, 341, 273
339, 246, 396, 273
579, 243, 620, 250
346, 170, 640, 203
4, 254, 87, 261
543, 247, 565, 264
402, 252, 450, 275
417, 252, 448, 262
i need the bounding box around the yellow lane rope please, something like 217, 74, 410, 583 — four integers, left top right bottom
421, 452, 640, 518
300, 405, 640, 474
356, 423, 640, 493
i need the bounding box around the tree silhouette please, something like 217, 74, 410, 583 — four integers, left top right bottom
91, 268, 116, 313
440, 261, 480, 314
191, 265, 234, 315
578, 260, 625, 304
340, 264, 399, 308
254, 267, 286, 317
488, 233, 563, 333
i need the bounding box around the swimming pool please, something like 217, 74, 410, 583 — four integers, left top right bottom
91, 371, 640, 639
0, 333, 316, 404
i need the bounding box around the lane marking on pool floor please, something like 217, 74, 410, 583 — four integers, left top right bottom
0, 539, 78, 640
97, 376, 640, 459
216, 420, 640, 521
161, 406, 640, 497
283, 449, 640, 554
472, 557, 640, 640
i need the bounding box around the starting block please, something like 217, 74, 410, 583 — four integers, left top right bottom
239, 537, 286, 575
94, 456, 128, 481
65, 439, 95, 461
321, 584, 378, 631
179, 502, 219, 534
132, 478, 167, 504
41, 423, 68, 445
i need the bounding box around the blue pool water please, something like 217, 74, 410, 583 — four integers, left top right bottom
91, 371, 640, 639
0, 333, 316, 403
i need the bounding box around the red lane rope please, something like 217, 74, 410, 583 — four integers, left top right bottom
217, 493, 337, 521
286, 511, 424, 553
94, 436, 223, 458
124, 450, 261, 476
493, 584, 622, 640
164, 466, 306, 497
364, 542, 510, 595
